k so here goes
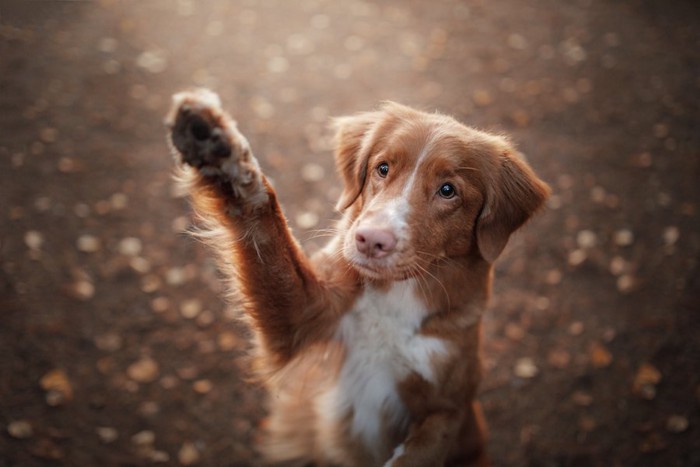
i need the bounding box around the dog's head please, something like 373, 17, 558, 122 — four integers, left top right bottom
333, 102, 550, 280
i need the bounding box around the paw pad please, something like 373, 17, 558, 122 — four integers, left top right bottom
168, 92, 233, 168
189, 115, 212, 141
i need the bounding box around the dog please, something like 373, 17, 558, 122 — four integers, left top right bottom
166, 89, 550, 466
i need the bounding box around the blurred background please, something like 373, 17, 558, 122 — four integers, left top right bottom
1, 0, 698, 465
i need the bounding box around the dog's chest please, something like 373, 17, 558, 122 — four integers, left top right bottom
333, 280, 448, 451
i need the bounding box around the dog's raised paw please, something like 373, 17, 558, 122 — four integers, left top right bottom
167, 89, 267, 208
166, 89, 246, 174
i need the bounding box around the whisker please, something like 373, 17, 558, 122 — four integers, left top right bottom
413, 256, 451, 312
307, 228, 341, 235
323, 248, 355, 275
413, 249, 452, 269
412, 249, 443, 260
413, 265, 431, 306
304, 228, 341, 241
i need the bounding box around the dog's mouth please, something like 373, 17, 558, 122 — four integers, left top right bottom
347, 257, 417, 281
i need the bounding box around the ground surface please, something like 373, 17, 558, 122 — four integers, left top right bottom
0, 0, 698, 465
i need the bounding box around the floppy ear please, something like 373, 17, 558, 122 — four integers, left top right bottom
332, 112, 380, 211
476, 150, 550, 263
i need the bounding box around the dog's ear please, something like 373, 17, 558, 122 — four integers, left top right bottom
332, 112, 380, 211
476, 149, 550, 263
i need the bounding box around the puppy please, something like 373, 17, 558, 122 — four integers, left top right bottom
166, 89, 550, 466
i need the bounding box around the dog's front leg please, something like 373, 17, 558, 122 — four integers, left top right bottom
166, 89, 326, 365
387, 372, 489, 467
384, 410, 460, 467
386, 406, 489, 467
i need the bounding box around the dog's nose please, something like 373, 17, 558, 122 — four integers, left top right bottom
355, 227, 398, 258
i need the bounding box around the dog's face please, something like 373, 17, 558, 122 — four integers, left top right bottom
334, 102, 550, 280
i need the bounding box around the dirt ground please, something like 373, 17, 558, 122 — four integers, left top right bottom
1, 0, 698, 465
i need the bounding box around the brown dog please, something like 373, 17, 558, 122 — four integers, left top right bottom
166, 89, 549, 466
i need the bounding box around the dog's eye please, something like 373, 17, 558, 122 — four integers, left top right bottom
438, 183, 456, 199
377, 162, 389, 178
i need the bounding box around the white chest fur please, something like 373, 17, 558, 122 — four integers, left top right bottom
331, 280, 448, 456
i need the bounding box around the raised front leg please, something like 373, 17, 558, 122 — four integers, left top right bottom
166, 89, 331, 368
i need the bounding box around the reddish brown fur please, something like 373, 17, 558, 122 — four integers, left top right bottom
166, 91, 550, 466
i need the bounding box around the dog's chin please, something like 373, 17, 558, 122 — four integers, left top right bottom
348, 258, 415, 282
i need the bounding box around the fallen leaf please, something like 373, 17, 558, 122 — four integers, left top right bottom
24, 230, 44, 251
127, 358, 160, 383
7, 420, 33, 439
633, 363, 662, 390
97, 426, 119, 443
514, 358, 539, 379
666, 415, 689, 433
193, 379, 213, 394
131, 430, 155, 446
178, 441, 200, 465
40, 369, 74, 405
590, 342, 613, 368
